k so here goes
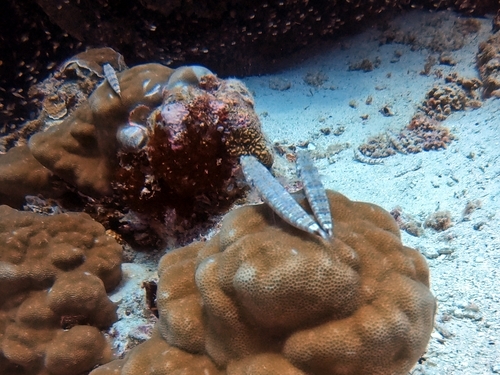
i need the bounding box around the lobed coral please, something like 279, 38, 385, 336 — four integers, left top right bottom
90, 190, 436, 375
0, 206, 122, 375
28, 62, 174, 197
0, 145, 64, 208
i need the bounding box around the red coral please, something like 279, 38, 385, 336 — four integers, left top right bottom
112, 72, 271, 245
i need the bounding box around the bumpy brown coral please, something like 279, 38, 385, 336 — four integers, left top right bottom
0, 206, 122, 375
0, 145, 64, 208
29, 63, 174, 196
91, 190, 436, 375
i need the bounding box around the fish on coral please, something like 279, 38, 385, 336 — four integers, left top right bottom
240, 153, 332, 240
296, 150, 333, 237
103, 62, 121, 97
88, 186, 436, 375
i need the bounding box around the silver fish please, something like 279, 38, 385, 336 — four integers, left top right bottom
296, 150, 333, 237
240, 155, 329, 239
103, 63, 121, 97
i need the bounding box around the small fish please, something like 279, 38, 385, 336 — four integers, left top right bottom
103, 63, 121, 97
240, 155, 329, 239
296, 150, 333, 237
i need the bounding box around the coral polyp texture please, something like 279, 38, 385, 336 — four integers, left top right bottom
0, 59, 272, 245
90, 190, 436, 375
0, 206, 123, 375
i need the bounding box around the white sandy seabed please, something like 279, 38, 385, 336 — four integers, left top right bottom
241, 8, 500, 375
109, 9, 500, 375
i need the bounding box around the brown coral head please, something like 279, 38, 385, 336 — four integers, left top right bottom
153, 190, 435, 374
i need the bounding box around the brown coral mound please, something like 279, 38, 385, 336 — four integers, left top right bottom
0, 145, 63, 208
0, 206, 122, 375
28, 63, 174, 196
91, 190, 436, 375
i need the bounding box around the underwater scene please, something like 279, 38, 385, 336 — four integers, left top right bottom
0, 1, 499, 375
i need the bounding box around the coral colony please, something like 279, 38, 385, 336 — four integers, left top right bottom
0, 207, 121, 374
90, 166, 436, 375
4, 0, 500, 372
0, 46, 436, 374
0, 55, 272, 247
